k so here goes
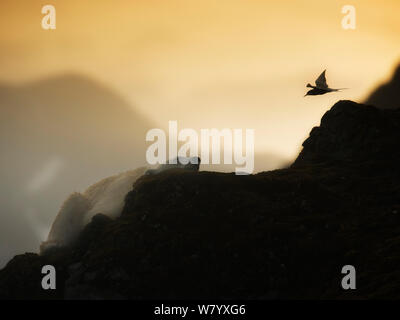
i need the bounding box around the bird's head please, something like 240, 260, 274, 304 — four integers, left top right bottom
304, 90, 312, 97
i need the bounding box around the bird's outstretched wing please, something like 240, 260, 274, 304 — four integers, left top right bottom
315, 70, 328, 89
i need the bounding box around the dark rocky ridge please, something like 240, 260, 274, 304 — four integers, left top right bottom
1, 100, 400, 299
294, 100, 400, 165
365, 64, 400, 109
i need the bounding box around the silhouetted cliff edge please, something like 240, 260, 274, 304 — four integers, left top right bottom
365, 64, 400, 109
1, 100, 400, 300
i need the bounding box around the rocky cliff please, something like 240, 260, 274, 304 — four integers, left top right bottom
365, 64, 400, 109
1, 100, 399, 300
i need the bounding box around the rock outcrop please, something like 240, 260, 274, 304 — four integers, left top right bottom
365, 64, 400, 109
294, 100, 400, 165
40, 167, 147, 254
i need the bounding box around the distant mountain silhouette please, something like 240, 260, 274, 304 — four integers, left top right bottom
0, 73, 153, 267
365, 64, 400, 109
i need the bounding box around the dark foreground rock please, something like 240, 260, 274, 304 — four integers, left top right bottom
1, 100, 400, 300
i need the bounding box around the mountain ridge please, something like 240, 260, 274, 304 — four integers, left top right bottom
365, 63, 400, 109
1, 100, 399, 299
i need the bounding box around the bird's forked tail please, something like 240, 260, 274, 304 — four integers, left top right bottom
306, 83, 313, 88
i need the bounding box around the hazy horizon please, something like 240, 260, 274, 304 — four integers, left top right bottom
1, 0, 400, 159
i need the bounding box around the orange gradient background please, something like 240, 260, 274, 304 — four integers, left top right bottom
0, 0, 399, 159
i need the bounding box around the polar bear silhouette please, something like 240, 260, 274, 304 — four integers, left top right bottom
145, 156, 201, 175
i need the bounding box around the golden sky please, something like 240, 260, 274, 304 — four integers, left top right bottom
1, 0, 399, 159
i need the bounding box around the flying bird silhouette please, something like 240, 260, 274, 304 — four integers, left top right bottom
304, 70, 347, 97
